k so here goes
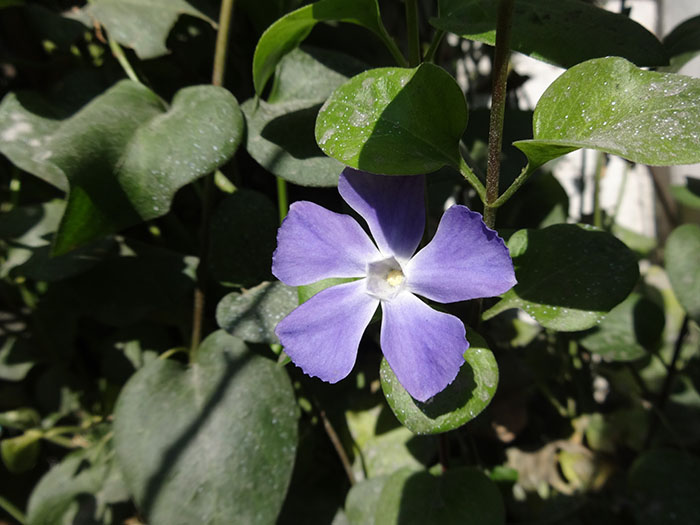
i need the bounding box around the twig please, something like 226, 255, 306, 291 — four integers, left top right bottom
318, 408, 356, 485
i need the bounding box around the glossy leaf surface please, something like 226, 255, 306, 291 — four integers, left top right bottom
113, 331, 298, 525
316, 64, 467, 174
515, 57, 700, 168
483, 224, 639, 331
380, 331, 498, 435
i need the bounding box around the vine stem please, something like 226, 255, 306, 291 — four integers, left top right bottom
0, 495, 26, 525
424, 29, 445, 63
108, 37, 140, 84
405, 0, 421, 66
277, 177, 288, 224
319, 408, 356, 485
190, 0, 235, 358
483, 0, 515, 228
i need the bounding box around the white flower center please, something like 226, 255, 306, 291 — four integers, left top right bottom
366, 257, 406, 301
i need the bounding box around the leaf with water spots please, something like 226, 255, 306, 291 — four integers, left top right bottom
113, 330, 298, 525
515, 57, 700, 170
380, 331, 498, 435
483, 224, 639, 331
315, 64, 468, 175
431, 0, 666, 69
0, 81, 243, 255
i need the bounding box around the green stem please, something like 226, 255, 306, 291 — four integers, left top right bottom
458, 156, 486, 203
0, 495, 26, 525
377, 26, 409, 67
108, 37, 140, 84
190, 0, 236, 358
483, 0, 515, 229
405, 0, 421, 66
608, 161, 629, 228
424, 29, 445, 63
592, 151, 606, 228
492, 163, 537, 208
276, 177, 288, 224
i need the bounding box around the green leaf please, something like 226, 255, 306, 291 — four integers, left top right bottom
431, 0, 666, 69
670, 178, 700, 209
113, 330, 298, 524
514, 57, 700, 169
380, 331, 498, 435
0, 81, 243, 255
85, 0, 214, 59
209, 190, 278, 286
1, 429, 42, 474
26, 440, 130, 525
0, 336, 38, 382
253, 0, 386, 95
216, 281, 298, 344
373, 467, 505, 525
316, 64, 467, 174
628, 449, 700, 525
578, 293, 665, 362
0, 200, 116, 281
345, 476, 388, 525
298, 277, 358, 304
483, 224, 639, 331
244, 47, 367, 186
0, 408, 41, 430
663, 15, 700, 71
665, 224, 700, 324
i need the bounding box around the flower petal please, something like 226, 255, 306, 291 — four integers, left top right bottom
406, 205, 516, 303
380, 292, 468, 401
276, 279, 379, 383
338, 168, 425, 261
272, 201, 381, 286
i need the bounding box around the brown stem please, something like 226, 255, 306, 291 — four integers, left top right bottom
319, 409, 356, 485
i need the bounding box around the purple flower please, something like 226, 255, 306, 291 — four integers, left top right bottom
272, 168, 516, 401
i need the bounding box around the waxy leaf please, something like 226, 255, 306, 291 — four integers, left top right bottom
85, 0, 214, 59
380, 331, 498, 434
665, 224, 700, 324
373, 467, 505, 525
578, 293, 665, 362
515, 57, 700, 169
114, 330, 298, 525
628, 449, 700, 525
216, 281, 298, 344
0, 81, 243, 254
244, 47, 366, 186
316, 64, 467, 174
253, 0, 385, 95
431, 0, 666, 68
483, 224, 639, 331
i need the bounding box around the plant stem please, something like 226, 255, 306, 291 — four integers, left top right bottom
377, 26, 409, 67
592, 151, 606, 228
190, 0, 235, 357
424, 29, 445, 63
458, 156, 486, 203
483, 0, 515, 229
405, 0, 421, 66
108, 37, 140, 84
0, 495, 26, 525
492, 163, 536, 208
319, 408, 356, 485
277, 177, 288, 224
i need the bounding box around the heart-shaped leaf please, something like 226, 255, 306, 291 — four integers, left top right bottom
316, 64, 467, 175
85, 0, 214, 59
431, 0, 666, 69
380, 331, 498, 435
373, 467, 505, 525
0, 81, 243, 255
253, 0, 386, 95
113, 330, 298, 524
483, 224, 639, 331
216, 281, 298, 344
578, 292, 665, 362
514, 57, 700, 170
665, 224, 700, 324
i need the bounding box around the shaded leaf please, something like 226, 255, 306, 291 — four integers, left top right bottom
578, 293, 664, 361
316, 64, 467, 174
374, 467, 505, 525
665, 223, 700, 323
515, 57, 700, 169
253, 0, 385, 94
209, 190, 278, 286
380, 331, 498, 435
113, 330, 298, 525
298, 277, 358, 304
663, 14, 700, 71
0, 408, 41, 430
85, 0, 214, 59
431, 0, 667, 69
0, 336, 38, 382
345, 476, 388, 525
216, 281, 298, 344
1, 429, 41, 473
670, 177, 700, 209
483, 224, 639, 331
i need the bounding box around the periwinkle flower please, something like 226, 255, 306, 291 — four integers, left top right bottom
272, 168, 516, 401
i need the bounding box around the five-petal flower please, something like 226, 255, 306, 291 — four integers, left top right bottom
272, 168, 516, 401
